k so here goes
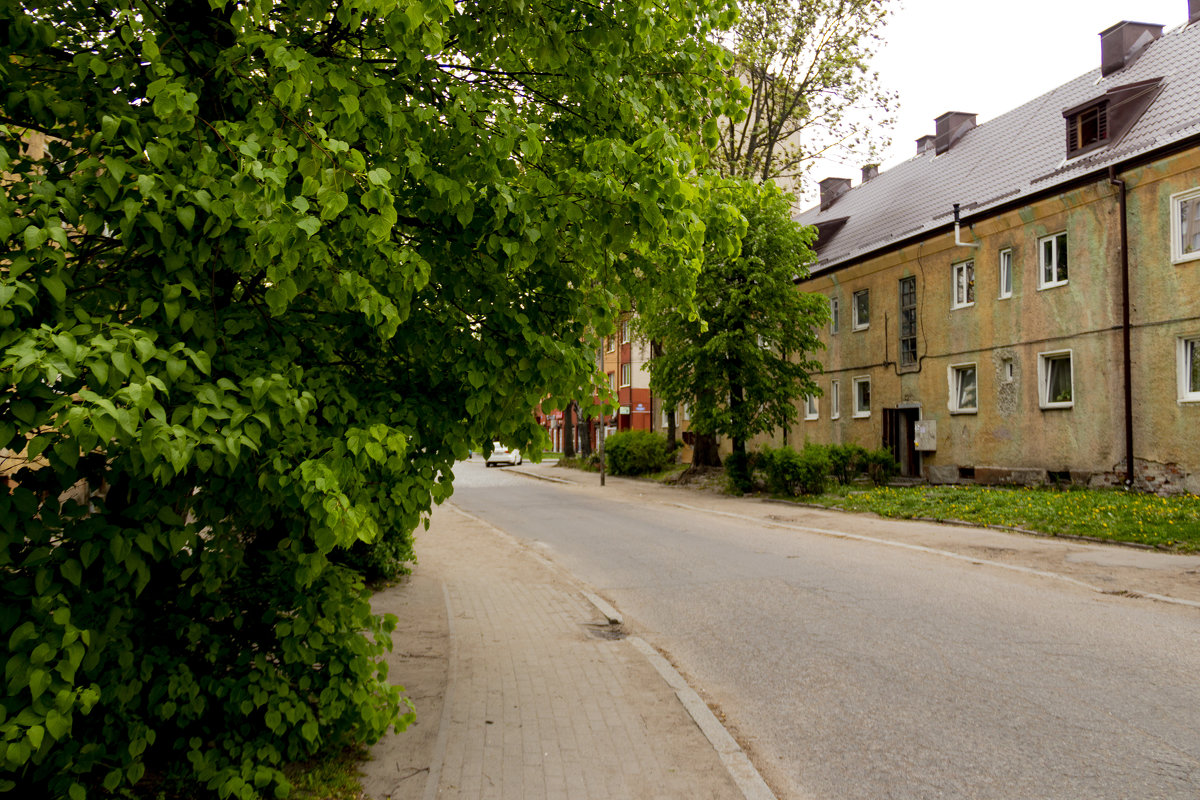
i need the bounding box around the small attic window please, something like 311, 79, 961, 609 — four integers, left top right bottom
1066, 101, 1109, 156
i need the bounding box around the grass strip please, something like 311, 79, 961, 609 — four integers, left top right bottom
804, 485, 1200, 552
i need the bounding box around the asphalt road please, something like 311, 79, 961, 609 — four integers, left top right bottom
449, 460, 1200, 800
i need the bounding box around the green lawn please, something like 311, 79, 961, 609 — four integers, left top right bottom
801, 485, 1200, 552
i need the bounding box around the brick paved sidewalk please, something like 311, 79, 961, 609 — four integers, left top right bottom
361, 504, 749, 800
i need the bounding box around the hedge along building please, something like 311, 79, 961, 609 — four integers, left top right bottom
792, 3, 1200, 494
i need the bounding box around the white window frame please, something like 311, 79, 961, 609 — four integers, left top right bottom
804, 394, 819, 420
1178, 336, 1200, 403
948, 362, 978, 414
852, 376, 871, 418
1038, 232, 1068, 289
605, 336, 615, 352
852, 289, 870, 330
998, 248, 1013, 299
1038, 350, 1074, 409
830, 380, 840, 420
620, 319, 631, 344
619, 363, 631, 387
1171, 187, 1200, 265
952, 260, 975, 309
830, 297, 840, 334
608, 372, 616, 392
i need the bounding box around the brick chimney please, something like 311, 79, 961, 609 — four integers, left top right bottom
819, 177, 852, 210
1100, 21, 1163, 76
916, 134, 936, 155
934, 112, 977, 155
861, 164, 879, 183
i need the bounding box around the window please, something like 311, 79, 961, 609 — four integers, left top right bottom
899, 276, 917, 367
1002, 357, 1015, 383
830, 297, 840, 334
948, 363, 978, 413
620, 363, 631, 387
620, 319, 630, 344
952, 260, 975, 308
1038, 350, 1074, 409
608, 372, 616, 392
852, 289, 870, 330
830, 380, 841, 420
1171, 188, 1200, 264
804, 394, 819, 420
606, 336, 615, 352
1066, 102, 1108, 157
999, 249, 1013, 298
852, 376, 871, 418
1179, 337, 1200, 402
1039, 232, 1068, 288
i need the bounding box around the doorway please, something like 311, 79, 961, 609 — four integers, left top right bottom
882, 407, 921, 478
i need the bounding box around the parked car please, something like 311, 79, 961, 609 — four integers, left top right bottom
485, 442, 522, 467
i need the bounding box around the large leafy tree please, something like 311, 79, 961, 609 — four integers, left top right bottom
718, 0, 895, 185
641, 179, 827, 467
0, 1, 739, 796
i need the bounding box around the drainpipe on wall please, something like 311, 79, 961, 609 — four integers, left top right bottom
1109, 167, 1135, 488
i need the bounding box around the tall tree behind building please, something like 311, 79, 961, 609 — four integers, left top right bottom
718, 0, 896, 187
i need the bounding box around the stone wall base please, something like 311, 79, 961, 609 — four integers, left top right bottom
925, 460, 1196, 496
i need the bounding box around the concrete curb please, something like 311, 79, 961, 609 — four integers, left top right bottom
675, 502, 1200, 612
629, 637, 778, 800
507, 467, 573, 485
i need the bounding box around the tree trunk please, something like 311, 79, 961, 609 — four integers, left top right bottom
666, 410, 677, 451
563, 402, 575, 459
691, 433, 721, 467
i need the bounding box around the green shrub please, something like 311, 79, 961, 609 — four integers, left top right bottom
861, 448, 900, 486
603, 431, 672, 475
760, 444, 830, 495
725, 450, 754, 494
827, 443, 869, 484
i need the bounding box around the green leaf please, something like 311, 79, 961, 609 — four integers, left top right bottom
41, 273, 66, 303
27, 725, 45, 750
177, 205, 195, 230
296, 216, 320, 237
28, 669, 51, 702
45, 709, 70, 740
61, 559, 82, 587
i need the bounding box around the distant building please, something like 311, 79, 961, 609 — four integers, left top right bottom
791, 4, 1200, 494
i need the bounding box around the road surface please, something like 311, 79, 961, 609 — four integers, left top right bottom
449, 460, 1200, 799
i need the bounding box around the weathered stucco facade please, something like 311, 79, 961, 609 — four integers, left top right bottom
798, 147, 1200, 493
791, 8, 1200, 494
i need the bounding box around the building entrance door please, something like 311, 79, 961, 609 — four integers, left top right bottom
882, 407, 921, 478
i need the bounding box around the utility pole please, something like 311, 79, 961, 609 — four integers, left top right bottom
599, 417, 606, 486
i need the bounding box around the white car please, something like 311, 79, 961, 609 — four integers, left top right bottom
485, 442, 522, 467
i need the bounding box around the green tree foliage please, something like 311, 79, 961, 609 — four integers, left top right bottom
640, 179, 827, 467
718, 0, 895, 184
0, 0, 740, 796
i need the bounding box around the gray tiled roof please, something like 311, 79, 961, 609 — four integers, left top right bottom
795, 19, 1200, 273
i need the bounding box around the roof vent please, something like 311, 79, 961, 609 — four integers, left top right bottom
1191, 0, 1200, 24
934, 112, 977, 155
1100, 21, 1163, 76
861, 164, 879, 183
819, 177, 852, 210
916, 135, 936, 155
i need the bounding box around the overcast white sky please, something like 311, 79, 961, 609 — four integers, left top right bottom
806, 0, 1191, 196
